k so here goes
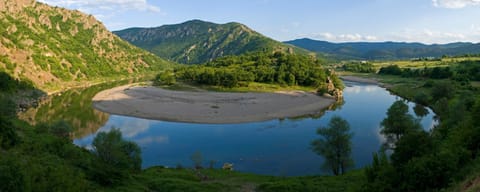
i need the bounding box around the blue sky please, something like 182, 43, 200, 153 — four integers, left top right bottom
38, 0, 480, 44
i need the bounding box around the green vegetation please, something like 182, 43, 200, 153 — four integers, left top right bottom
92, 129, 142, 185
380, 100, 422, 149
343, 56, 480, 192
0, 71, 362, 191
114, 20, 311, 64
311, 116, 354, 175
163, 52, 343, 95
0, 72, 35, 92
342, 62, 376, 73
181, 51, 325, 86
153, 70, 176, 86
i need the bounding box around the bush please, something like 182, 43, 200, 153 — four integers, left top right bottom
0, 156, 25, 192
0, 116, 19, 149
378, 65, 402, 75
92, 128, 142, 185
153, 70, 176, 86
431, 81, 455, 101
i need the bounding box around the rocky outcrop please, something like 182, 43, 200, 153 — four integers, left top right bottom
324, 76, 343, 100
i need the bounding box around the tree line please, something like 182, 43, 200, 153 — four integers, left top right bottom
155, 51, 344, 92
378, 60, 480, 85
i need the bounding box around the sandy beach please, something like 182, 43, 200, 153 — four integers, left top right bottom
92, 85, 336, 124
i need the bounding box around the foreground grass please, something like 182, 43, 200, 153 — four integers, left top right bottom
103, 167, 365, 192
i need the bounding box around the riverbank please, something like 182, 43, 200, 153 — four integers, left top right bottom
92, 84, 336, 124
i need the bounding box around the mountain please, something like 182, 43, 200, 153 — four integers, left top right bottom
0, 0, 172, 91
114, 20, 310, 64
285, 38, 480, 60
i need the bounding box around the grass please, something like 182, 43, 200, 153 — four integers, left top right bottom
367, 56, 480, 71
103, 167, 365, 192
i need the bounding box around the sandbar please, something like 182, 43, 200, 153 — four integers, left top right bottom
92, 85, 336, 124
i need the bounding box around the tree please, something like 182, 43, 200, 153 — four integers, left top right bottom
0, 156, 25, 192
311, 116, 353, 175
0, 116, 19, 149
153, 70, 176, 86
380, 100, 421, 149
92, 128, 142, 185
0, 95, 16, 118
431, 81, 454, 101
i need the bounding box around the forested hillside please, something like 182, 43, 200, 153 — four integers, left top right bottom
114, 20, 311, 64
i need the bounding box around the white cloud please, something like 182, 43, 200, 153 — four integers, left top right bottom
313, 32, 378, 42
38, 0, 163, 15
432, 0, 480, 8
100, 118, 151, 138
305, 28, 479, 44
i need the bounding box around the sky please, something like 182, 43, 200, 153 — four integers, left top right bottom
37, 0, 480, 44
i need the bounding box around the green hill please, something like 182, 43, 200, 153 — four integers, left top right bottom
114, 20, 311, 64
0, 0, 172, 91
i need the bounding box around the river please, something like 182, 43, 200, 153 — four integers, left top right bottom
20, 81, 436, 176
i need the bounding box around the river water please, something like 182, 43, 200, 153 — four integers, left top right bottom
21, 81, 436, 176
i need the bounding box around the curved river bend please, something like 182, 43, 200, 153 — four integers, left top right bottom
23, 81, 436, 176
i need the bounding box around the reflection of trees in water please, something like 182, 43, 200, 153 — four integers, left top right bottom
258, 99, 345, 131
287, 98, 345, 122
19, 80, 136, 138
413, 104, 429, 118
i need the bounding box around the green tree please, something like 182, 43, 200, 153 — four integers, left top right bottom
311, 116, 353, 175
363, 152, 395, 192
92, 128, 142, 185
0, 156, 25, 192
153, 70, 176, 86
380, 100, 421, 149
0, 116, 19, 149
0, 95, 16, 118
431, 81, 454, 101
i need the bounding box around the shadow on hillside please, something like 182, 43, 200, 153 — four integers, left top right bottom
0, 71, 47, 114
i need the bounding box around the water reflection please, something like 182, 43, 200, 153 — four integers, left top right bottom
72, 81, 436, 176
18, 79, 141, 138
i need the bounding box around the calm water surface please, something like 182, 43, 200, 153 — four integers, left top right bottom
70, 81, 436, 176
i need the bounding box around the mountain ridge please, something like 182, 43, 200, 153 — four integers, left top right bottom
114, 20, 311, 64
285, 38, 480, 60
